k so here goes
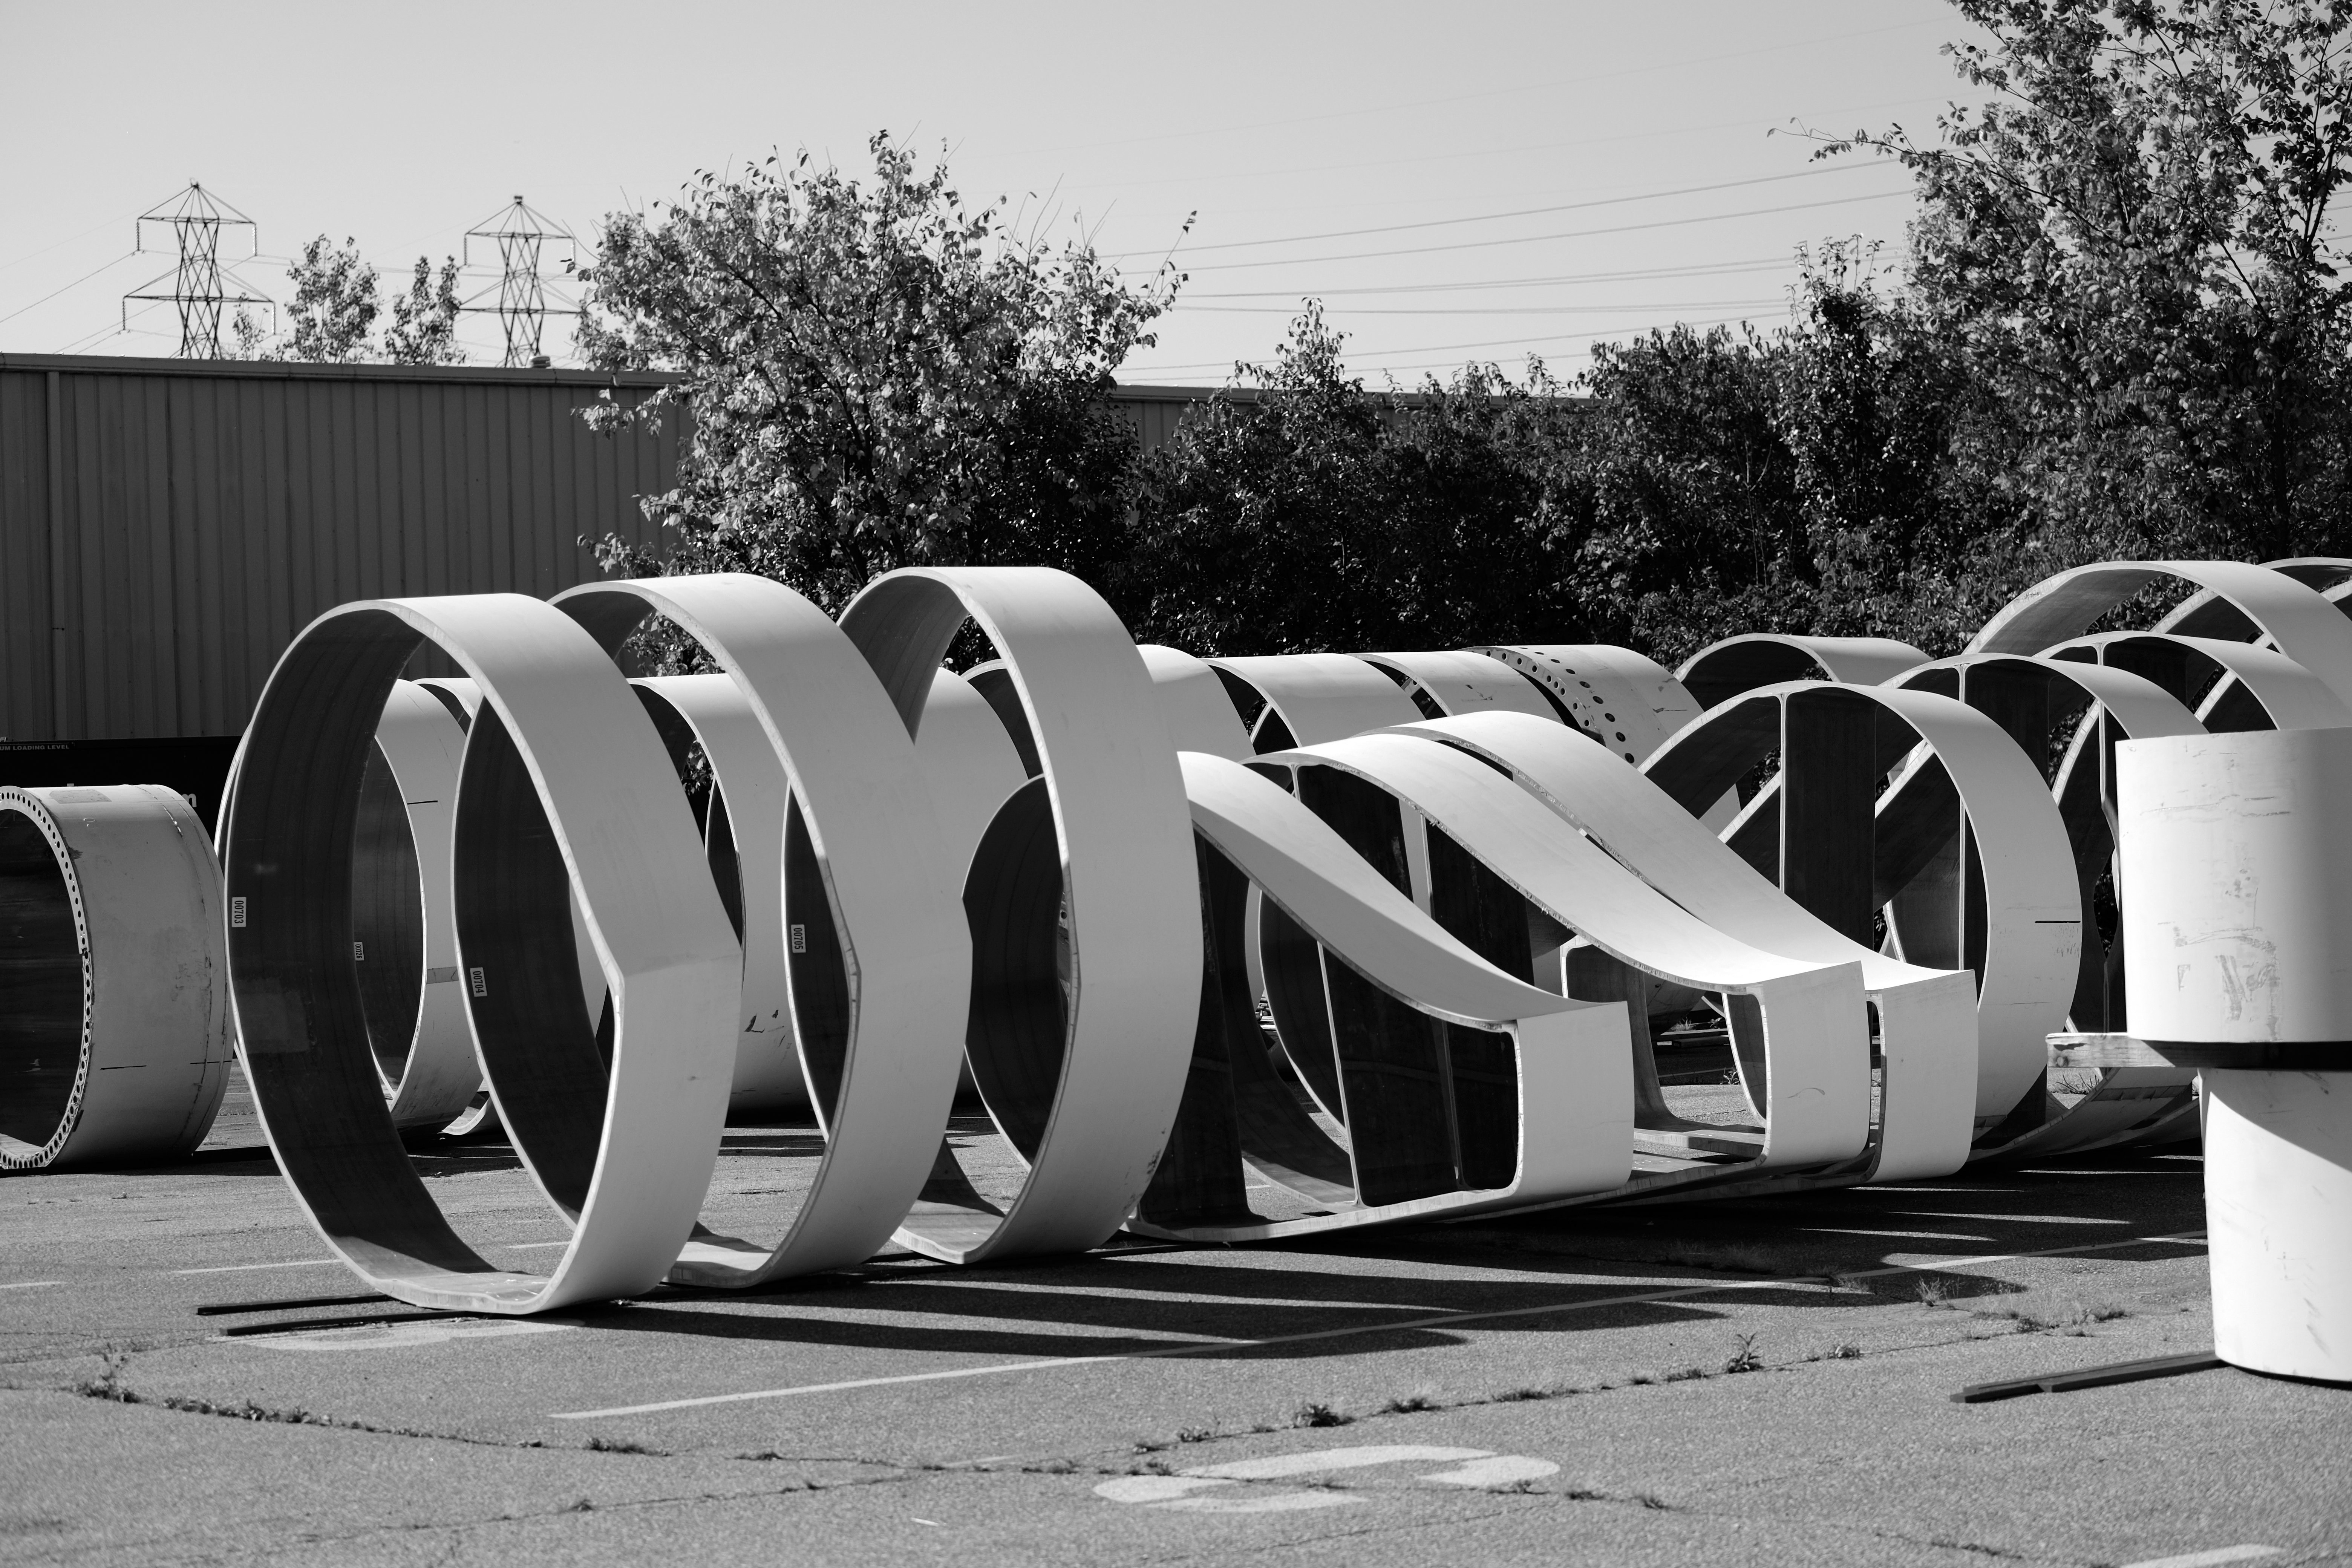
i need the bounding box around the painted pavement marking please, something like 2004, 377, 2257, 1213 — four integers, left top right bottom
240, 1318, 583, 1352
1095, 1443, 1558, 1513
171, 1259, 341, 1276
550, 1228, 2208, 1419
2120, 1548, 2282, 1568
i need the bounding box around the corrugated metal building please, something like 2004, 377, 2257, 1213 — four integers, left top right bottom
0, 353, 684, 743
0, 355, 1243, 749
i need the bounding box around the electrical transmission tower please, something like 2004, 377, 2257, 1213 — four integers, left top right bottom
122, 184, 271, 358
462, 196, 579, 367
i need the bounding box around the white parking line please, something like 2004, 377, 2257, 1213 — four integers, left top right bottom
550, 1228, 2208, 1419
2121, 1547, 2281, 1568
167, 1241, 566, 1277
0, 1280, 62, 1291
171, 1259, 341, 1276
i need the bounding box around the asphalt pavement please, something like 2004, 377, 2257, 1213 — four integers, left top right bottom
2, 1073, 2344, 1568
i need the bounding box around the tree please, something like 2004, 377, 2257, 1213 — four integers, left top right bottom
1815, 0, 2352, 580
1117, 306, 1581, 656
1771, 241, 1997, 654
383, 256, 464, 366
575, 134, 1179, 631
1560, 321, 1809, 662
277, 236, 380, 363
1118, 308, 1393, 655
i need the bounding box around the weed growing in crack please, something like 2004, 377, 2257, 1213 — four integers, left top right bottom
564, 1499, 594, 1514
73, 1351, 137, 1403
1292, 1402, 1351, 1429
1496, 1478, 1539, 1494
1915, 1276, 1951, 1308
140, 1392, 585, 1457
585, 1436, 657, 1455
162, 1397, 315, 1423
2069, 1303, 2127, 1326
1722, 1333, 1764, 1374
1562, 1487, 1606, 1501
1176, 1427, 1212, 1444
1491, 1386, 1552, 1403
1661, 1366, 1706, 1384
1379, 1390, 1439, 1415
1132, 1439, 1169, 1454
1130, 1460, 1173, 1476
1824, 1343, 1862, 1360
1628, 1374, 1654, 1386
1637, 1493, 1671, 1510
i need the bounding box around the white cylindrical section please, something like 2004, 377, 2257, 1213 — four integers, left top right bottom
2118, 727, 2352, 1043
0, 785, 234, 1170
2206, 1069, 2352, 1381
2117, 726, 2352, 1383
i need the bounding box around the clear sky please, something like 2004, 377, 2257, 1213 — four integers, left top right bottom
0, 0, 1989, 384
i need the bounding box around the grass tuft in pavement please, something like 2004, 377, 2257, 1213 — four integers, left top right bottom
73, 1350, 138, 1403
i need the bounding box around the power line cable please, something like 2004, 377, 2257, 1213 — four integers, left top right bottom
1186, 260, 1799, 300
0, 211, 142, 276
1176, 296, 1788, 317
1170, 188, 1907, 274
1017, 94, 1958, 200
1107, 162, 1885, 259
55, 298, 168, 355
1001, 16, 1945, 158
1121, 311, 1782, 378
0, 252, 139, 328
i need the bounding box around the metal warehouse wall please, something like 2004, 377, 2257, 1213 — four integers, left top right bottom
1106, 383, 1518, 453
0, 353, 683, 742
1106, 385, 1211, 453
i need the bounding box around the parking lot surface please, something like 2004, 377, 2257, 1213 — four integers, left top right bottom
3, 1076, 2345, 1568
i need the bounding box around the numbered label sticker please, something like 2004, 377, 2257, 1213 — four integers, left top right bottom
469, 966, 487, 997
229, 897, 247, 929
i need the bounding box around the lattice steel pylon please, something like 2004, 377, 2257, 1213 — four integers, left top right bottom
462, 196, 579, 367
123, 184, 271, 358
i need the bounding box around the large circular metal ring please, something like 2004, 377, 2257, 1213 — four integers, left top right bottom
841, 566, 1201, 1264
1472, 644, 1700, 765
1642, 679, 2081, 1127
222, 594, 741, 1313
1971, 559, 2352, 706
627, 672, 807, 1120
1675, 633, 1928, 708
553, 573, 972, 1285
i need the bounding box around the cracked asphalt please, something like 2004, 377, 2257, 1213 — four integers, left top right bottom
3, 1075, 2347, 1567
